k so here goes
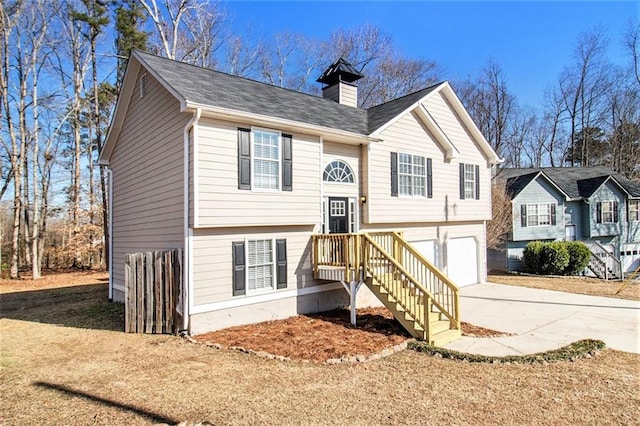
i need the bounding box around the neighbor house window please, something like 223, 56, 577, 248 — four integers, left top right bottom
600, 201, 617, 223
237, 128, 292, 191
629, 200, 639, 222
521, 203, 556, 227
398, 153, 426, 196
232, 239, 287, 296
459, 163, 480, 200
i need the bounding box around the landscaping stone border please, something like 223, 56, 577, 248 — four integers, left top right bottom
409, 339, 606, 364
181, 331, 415, 364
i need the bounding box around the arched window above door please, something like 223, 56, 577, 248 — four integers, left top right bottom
323, 160, 355, 183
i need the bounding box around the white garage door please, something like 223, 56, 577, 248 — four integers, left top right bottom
410, 240, 439, 268
447, 237, 478, 287
621, 243, 640, 273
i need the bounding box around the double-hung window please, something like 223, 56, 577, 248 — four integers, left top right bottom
521, 203, 556, 227
601, 201, 616, 223
628, 200, 639, 222
398, 153, 426, 197
237, 128, 293, 191
247, 239, 274, 291
391, 152, 431, 197
253, 130, 280, 190
459, 163, 480, 200
464, 164, 476, 199
232, 239, 288, 296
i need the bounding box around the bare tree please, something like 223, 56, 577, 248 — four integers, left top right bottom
487, 182, 512, 249
0, 0, 25, 278
457, 59, 517, 162
623, 18, 640, 87
260, 32, 328, 93
225, 33, 262, 78
558, 29, 611, 167
138, 0, 226, 65
359, 52, 440, 107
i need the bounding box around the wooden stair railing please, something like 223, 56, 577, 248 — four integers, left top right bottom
312, 232, 461, 345
587, 242, 623, 280
587, 251, 609, 280
366, 232, 460, 328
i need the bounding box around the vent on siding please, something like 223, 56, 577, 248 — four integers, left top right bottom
139, 73, 148, 98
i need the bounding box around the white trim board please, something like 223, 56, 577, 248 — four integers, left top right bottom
190, 282, 344, 315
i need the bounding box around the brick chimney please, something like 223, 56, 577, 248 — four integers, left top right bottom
317, 58, 364, 108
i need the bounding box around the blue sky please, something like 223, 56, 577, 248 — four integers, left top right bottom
222, 1, 638, 108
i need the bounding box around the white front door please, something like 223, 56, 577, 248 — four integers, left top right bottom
446, 237, 479, 287
565, 225, 576, 241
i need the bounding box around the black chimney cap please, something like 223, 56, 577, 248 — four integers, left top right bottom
317, 58, 364, 85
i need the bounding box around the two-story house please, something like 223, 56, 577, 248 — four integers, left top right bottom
494, 167, 640, 276
99, 51, 500, 344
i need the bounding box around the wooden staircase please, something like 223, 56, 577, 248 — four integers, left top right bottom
312, 232, 461, 346
587, 242, 623, 280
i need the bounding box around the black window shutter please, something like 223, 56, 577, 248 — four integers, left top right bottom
551, 204, 557, 225
596, 202, 602, 223
474, 165, 480, 200
613, 201, 619, 222
237, 128, 251, 190
426, 158, 433, 198
275, 239, 287, 289
521, 205, 527, 227
459, 163, 465, 199
232, 241, 246, 296
390, 152, 398, 197
282, 134, 293, 191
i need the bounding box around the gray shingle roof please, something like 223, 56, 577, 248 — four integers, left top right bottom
367, 84, 442, 134
136, 51, 369, 134
135, 50, 442, 137
499, 167, 640, 199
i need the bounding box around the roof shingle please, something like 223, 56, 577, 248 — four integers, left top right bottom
499, 167, 640, 199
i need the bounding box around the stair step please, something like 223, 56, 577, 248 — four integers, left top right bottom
430, 328, 462, 347
364, 269, 461, 345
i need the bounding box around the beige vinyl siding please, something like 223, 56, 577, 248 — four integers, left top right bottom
322, 141, 360, 198
322, 84, 340, 103
192, 225, 321, 306
195, 118, 321, 227
340, 84, 357, 108
109, 69, 190, 289
366, 101, 491, 224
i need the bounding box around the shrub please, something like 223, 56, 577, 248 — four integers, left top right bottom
522, 241, 545, 273
564, 241, 591, 275
539, 241, 569, 274
523, 240, 582, 275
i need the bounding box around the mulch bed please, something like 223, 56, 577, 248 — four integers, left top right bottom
194, 307, 510, 362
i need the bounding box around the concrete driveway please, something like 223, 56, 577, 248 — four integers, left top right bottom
444, 282, 640, 355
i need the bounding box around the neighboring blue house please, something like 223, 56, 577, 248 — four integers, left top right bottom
492, 167, 640, 277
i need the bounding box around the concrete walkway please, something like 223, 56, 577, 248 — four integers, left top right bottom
443, 282, 640, 356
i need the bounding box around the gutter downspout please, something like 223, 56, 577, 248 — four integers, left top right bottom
183, 108, 201, 332
107, 168, 114, 300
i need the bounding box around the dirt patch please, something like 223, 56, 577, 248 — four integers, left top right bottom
0, 271, 122, 331
488, 271, 640, 301
195, 308, 512, 362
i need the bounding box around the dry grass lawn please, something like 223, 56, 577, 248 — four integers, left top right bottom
489, 272, 640, 301
1, 272, 639, 425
